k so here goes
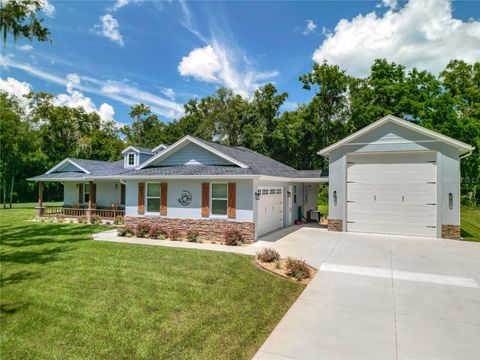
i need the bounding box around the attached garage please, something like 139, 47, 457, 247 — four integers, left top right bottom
319, 115, 473, 240
256, 187, 284, 237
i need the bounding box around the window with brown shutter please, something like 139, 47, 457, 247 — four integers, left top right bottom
228, 183, 236, 219
160, 183, 167, 215
201, 183, 209, 217
138, 182, 145, 215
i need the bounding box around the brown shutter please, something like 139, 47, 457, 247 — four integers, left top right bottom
79, 184, 83, 203
228, 183, 236, 219
138, 182, 145, 215
120, 183, 126, 205
160, 183, 168, 215
201, 183, 209, 217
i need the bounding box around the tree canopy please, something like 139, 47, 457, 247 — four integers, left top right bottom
0, 59, 478, 206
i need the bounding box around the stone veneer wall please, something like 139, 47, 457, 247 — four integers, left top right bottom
327, 218, 343, 232
124, 217, 256, 244
441, 225, 461, 240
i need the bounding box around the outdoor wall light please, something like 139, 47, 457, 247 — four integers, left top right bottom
287, 191, 292, 198
449, 192, 453, 210
115, 183, 118, 190
333, 190, 337, 206
255, 191, 261, 200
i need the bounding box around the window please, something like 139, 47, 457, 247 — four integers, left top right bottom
128, 153, 135, 166
146, 183, 161, 213
84, 184, 89, 203
211, 183, 228, 216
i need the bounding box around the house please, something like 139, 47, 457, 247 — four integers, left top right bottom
29, 115, 473, 241
318, 115, 474, 240
29, 136, 326, 242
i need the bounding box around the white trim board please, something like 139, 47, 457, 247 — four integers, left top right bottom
318, 115, 474, 156
137, 136, 249, 170
45, 158, 90, 175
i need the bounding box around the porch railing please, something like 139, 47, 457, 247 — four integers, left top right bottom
43, 206, 125, 219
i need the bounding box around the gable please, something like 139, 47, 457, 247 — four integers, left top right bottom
148, 142, 234, 167
319, 115, 473, 156
56, 163, 85, 172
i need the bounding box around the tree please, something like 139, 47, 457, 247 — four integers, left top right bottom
122, 104, 167, 148
0, 0, 51, 44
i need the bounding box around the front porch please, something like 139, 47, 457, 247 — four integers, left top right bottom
41, 205, 125, 220
36, 180, 125, 220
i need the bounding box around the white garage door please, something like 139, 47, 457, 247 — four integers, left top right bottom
347, 152, 437, 237
257, 187, 284, 237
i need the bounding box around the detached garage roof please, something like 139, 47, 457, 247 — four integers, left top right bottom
318, 115, 474, 156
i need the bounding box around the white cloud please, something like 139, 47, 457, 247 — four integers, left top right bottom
109, 0, 144, 11
94, 14, 124, 46
303, 20, 317, 35
178, 43, 278, 97
381, 0, 398, 9
38, 0, 55, 16
161, 87, 175, 100
0, 76, 32, 111
18, 44, 34, 51
1, 56, 184, 120
312, 0, 480, 77
98, 103, 116, 122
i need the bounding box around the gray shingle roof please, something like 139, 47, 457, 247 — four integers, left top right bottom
29, 138, 327, 180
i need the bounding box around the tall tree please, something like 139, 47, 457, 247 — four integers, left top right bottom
0, 0, 51, 44
122, 104, 167, 148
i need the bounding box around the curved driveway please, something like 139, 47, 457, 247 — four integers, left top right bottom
252, 227, 480, 360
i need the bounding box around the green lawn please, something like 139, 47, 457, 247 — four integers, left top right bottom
461, 205, 480, 242
0, 206, 304, 359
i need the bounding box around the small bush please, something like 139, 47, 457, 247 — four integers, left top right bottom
149, 225, 168, 240
169, 229, 181, 241
135, 223, 151, 238
285, 258, 311, 281
77, 216, 88, 224
224, 229, 244, 246
257, 248, 280, 263
117, 226, 134, 237
90, 215, 101, 225
186, 230, 200, 242
113, 216, 124, 225
56, 215, 65, 223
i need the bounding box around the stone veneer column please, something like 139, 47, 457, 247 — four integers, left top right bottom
327, 218, 343, 232
35, 181, 44, 217
441, 225, 461, 240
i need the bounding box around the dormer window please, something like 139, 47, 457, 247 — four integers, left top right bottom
128, 153, 135, 166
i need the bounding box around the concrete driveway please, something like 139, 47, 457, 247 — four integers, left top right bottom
252, 227, 480, 360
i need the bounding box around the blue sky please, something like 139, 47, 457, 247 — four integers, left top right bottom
1, 0, 479, 126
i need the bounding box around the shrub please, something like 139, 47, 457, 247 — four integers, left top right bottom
285, 258, 311, 281
56, 215, 65, 223
224, 229, 244, 246
149, 225, 168, 240
186, 230, 200, 242
113, 216, 124, 225
90, 215, 101, 225
169, 229, 181, 241
118, 226, 134, 237
77, 216, 88, 224
135, 223, 151, 238
256, 248, 280, 263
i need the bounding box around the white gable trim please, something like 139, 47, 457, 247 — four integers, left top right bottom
137, 136, 249, 169
45, 158, 90, 175
152, 144, 168, 153
121, 146, 152, 155
318, 115, 474, 156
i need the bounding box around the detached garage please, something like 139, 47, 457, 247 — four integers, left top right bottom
319, 115, 473, 240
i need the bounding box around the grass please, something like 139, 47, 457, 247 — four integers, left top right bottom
0, 205, 304, 359
461, 205, 480, 242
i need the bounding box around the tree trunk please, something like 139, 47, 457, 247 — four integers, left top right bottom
9, 174, 15, 208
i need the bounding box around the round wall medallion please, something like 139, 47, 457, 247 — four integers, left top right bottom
178, 190, 192, 206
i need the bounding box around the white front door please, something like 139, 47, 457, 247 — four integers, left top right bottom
346, 152, 437, 237
257, 187, 284, 237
